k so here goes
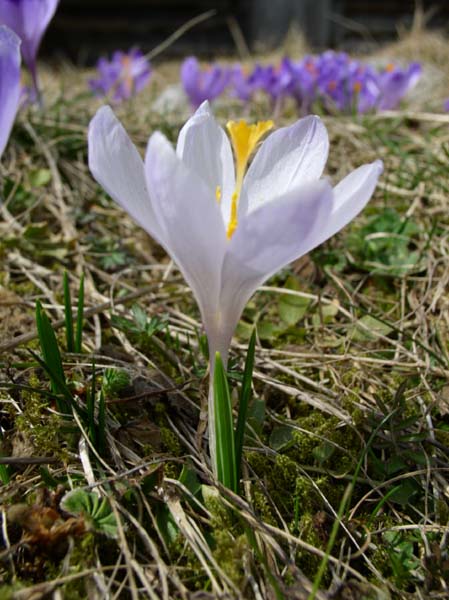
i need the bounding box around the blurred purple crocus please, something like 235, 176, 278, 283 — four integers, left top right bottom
89, 48, 152, 104
0, 25, 21, 159
231, 64, 261, 103
281, 57, 319, 114
444, 98, 449, 112
255, 63, 292, 104
181, 56, 230, 109
0, 0, 59, 98
376, 62, 421, 110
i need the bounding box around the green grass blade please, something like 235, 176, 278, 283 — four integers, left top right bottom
29, 349, 85, 418
35, 300, 68, 412
75, 273, 85, 354
63, 271, 74, 353
234, 329, 256, 484
213, 352, 237, 493
0, 464, 10, 485
28, 349, 81, 418
87, 359, 97, 447
97, 389, 106, 456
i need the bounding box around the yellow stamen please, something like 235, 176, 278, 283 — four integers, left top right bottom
225, 119, 273, 238
226, 120, 273, 190
215, 185, 221, 203
227, 192, 238, 239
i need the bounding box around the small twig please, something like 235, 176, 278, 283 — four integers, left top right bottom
226, 15, 251, 61
0, 456, 58, 465
106, 380, 192, 404
145, 10, 217, 62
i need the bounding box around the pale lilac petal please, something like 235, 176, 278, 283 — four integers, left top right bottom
176, 100, 235, 223
145, 131, 227, 331
88, 106, 165, 244
322, 160, 383, 240
218, 180, 333, 347
241, 115, 329, 214
0, 25, 21, 158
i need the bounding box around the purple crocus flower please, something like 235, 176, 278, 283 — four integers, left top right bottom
312, 52, 381, 115
181, 56, 230, 109
255, 63, 292, 103
230, 64, 261, 103
376, 62, 421, 110
281, 56, 319, 114
348, 65, 380, 114
0, 25, 21, 159
0, 0, 59, 97
444, 98, 449, 112
89, 48, 152, 104
314, 51, 350, 112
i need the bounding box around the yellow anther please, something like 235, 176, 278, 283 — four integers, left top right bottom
226, 119, 273, 191
227, 192, 238, 239
215, 185, 222, 203
225, 119, 273, 239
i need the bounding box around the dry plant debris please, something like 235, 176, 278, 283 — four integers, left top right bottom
1, 28, 449, 600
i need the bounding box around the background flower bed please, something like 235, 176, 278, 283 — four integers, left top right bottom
1, 25, 449, 600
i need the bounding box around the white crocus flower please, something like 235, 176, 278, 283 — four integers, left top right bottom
88, 101, 383, 473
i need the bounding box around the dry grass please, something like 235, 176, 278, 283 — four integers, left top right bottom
1, 27, 449, 600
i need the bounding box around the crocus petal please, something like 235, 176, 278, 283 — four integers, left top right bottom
0, 0, 58, 68
217, 180, 333, 350
321, 160, 383, 240
88, 106, 165, 244
176, 101, 235, 224
180, 56, 201, 106
145, 131, 227, 332
0, 25, 21, 158
241, 115, 329, 214
377, 63, 421, 110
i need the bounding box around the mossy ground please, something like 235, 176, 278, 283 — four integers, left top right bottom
1, 22, 449, 600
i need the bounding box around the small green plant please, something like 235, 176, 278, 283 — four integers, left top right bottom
111, 304, 167, 349
101, 367, 131, 398
34, 299, 78, 415
347, 208, 422, 276
32, 275, 106, 455
383, 530, 420, 588
61, 489, 118, 538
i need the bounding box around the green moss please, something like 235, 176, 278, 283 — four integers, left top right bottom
202, 487, 248, 585
202, 486, 233, 528
50, 533, 96, 600
15, 376, 69, 460
286, 412, 360, 474
160, 427, 182, 456
294, 514, 325, 580
294, 476, 318, 514
435, 429, 449, 447
436, 499, 449, 525
0, 582, 33, 600
252, 490, 277, 526
273, 454, 298, 489
212, 530, 247, 585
